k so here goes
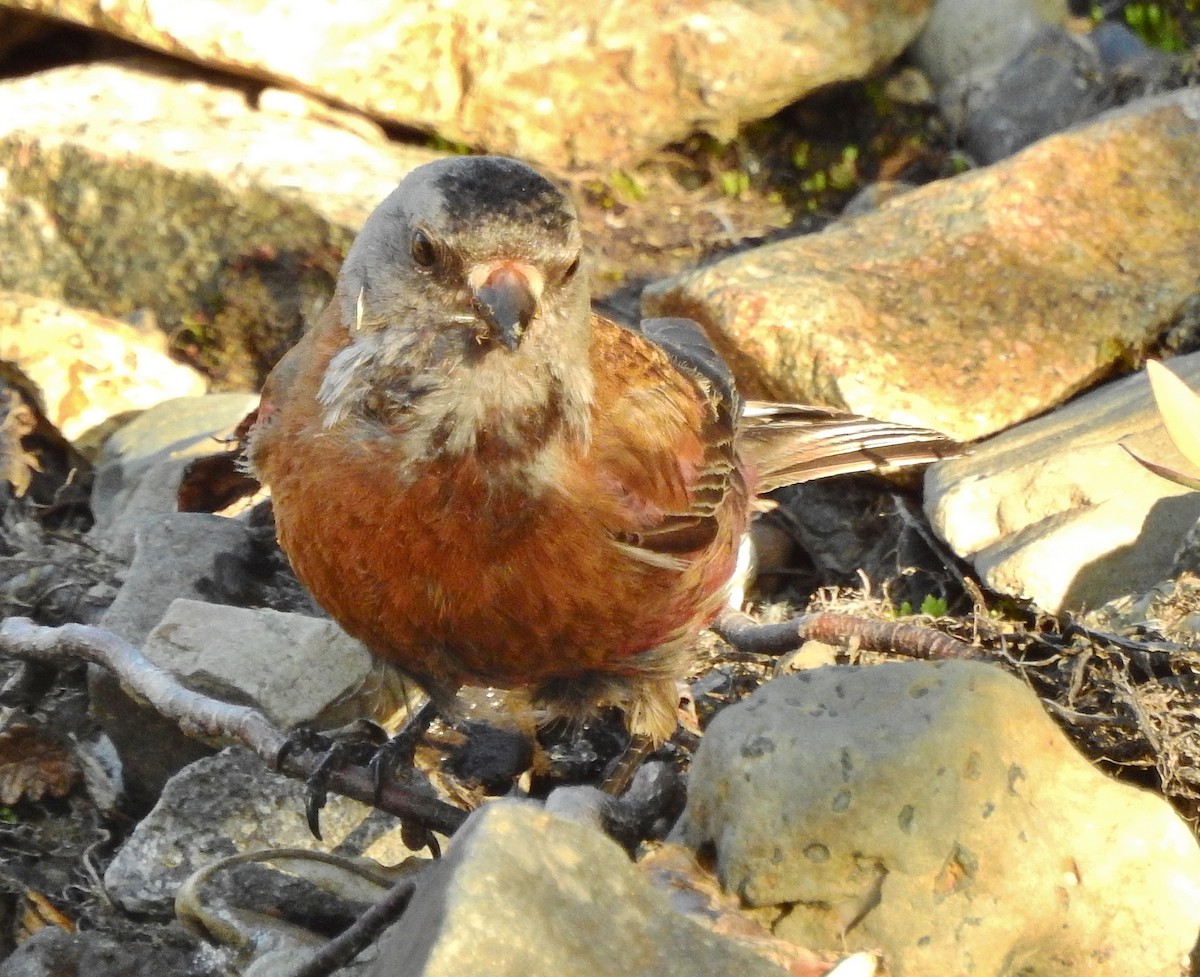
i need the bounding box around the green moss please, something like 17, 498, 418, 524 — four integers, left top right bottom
1092, 2, 1196, 53
895, 595, 950, 617
426, 135, 474, 155
609, 169, 647, 203
828, 145, 861, 192
921, 594, 950, 618
718, 169, 751, 198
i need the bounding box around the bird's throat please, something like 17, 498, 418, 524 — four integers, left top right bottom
420, 352, 593, 466
317, 304, 596, 484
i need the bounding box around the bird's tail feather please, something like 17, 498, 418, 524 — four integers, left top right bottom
738, 402, 962, 495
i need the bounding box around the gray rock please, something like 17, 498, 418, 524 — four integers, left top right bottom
910, 0, 1069, 87
141, 598, 397, 732
957, 25, 1107, 164
1091, 19, 1171, 72
90, 393, 258, 560
93, 511, 256, 806
914, 0, 1181, 166
100, 512, 256, 644
912, 2, 1109, 164
361, 800, 790, 977
105, 747, 416, 917
925, 352, 1200, 612
674, 661, 1200, 977
0, 926, 206, 977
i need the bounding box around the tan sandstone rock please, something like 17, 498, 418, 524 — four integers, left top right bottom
1, 0, 933, 168
364, 800, 793, 977
0, 59, 445, 387
675, 660, 1200, 976
925, 352, 1200, 612
644, 89, 1200, 442
0, 292, 206, 441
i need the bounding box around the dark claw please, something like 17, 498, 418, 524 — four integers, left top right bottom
275, 725, 331, 772
279, 705, 443, 844
402, 823, 441, 858
304, 742, 349, 840
274, 726, 337, 836
305, 784, 327, 839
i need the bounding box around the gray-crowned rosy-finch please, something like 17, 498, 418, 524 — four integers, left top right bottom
247, 155, 957, 747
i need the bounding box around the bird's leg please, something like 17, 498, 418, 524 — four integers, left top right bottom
368, 698, 440, 798
599, 732, 655, 796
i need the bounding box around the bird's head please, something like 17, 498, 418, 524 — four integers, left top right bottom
318, 157, 595, 460
341, 155, 587, 353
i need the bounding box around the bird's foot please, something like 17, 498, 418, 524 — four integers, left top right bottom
276, 720, 390, 839
360, 700, 442, 855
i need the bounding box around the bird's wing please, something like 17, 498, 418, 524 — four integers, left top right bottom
737, 402, 962, 494
586, 316, 744, 561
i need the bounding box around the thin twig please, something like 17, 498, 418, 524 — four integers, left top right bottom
286, 876, 417, 977
1110, 667, 1164, 756
1041, 698, 1137, 729
714, 610, 983, 661
0, 617, 467, 837
181, 848, 425, 977
1062, 621, 1183, 659
890, 493, 977, 600
176, 847, 400, 952
1065, 646, 1093, 710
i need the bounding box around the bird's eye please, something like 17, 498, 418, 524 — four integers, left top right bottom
411, 229, 437, 269
563, 254, 581, 282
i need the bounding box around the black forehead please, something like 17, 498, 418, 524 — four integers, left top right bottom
433, 158, 574, 235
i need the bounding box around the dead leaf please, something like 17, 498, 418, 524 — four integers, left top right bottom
1121, 361, 1200, 490
1121, 442, 1200, 491
0, 386, 40, 496
176, 406, 262, 514
0, 723, 81, 805
19, 889, 76, 940
0, 366, 93, 510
